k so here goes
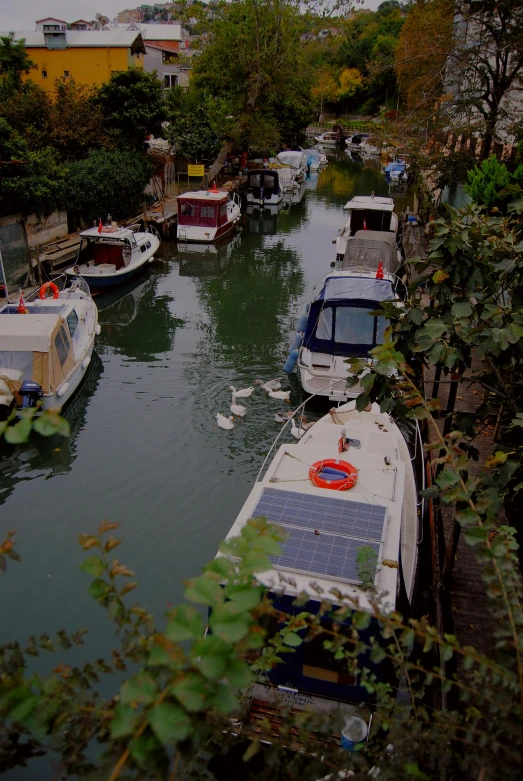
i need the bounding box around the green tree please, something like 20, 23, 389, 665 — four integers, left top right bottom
0, 80, 52, 150
464, 155, 512, 210
64, 149, 153, 223
95, 68, 167, 150
50, 77, 110, 160
0, 32, 35, 95
164, 88, 221, 161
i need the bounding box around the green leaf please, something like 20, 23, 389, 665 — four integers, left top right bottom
111, 703, 139, 739
370, 645, 386, 664
120, 671, 158, 705
88, 578, 112, 601
192, 636, 231, 680
210, 602, 251, 643
432, 269, 450, 283
9, 695, 39, 723
80, 556, 105, 578
355, 392, 370, 412
129, 733, 162, 771
184, 575, 223, 606
422, 318, 447, 339
211, 684, 239, 713
451, 301, 473, 318
227, 584, 263, 610
282, 631, 303, 647
353, 611, 371, 630
33, 411, 70, 438
463, 526, 488, 546
435, 468, 460, 490
165, 604, 203, 641
171, 674, 207, 712
149, 702, 190, 745
4, 418, 32, 444
420, 486, 439, 499
440, 644, 453, 663
225, 658, 253, 688
252, 536, 283, 557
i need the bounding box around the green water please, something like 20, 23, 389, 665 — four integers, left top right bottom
0, 157, 412, 764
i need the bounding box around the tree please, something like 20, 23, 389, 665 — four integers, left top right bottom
64, 149, 153, 223
311, 66, 339, 115
50, 77, 109, 160
464, 155, 523, 210
164, 88, 222, 161
0, 118, 66, 216
0, 80, 52, 150
95, 68, 167, 150
0, 32, 35, 95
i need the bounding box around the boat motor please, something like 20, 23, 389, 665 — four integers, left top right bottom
19, 380, 44, 409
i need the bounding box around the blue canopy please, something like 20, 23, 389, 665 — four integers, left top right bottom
384, 161, 406, 175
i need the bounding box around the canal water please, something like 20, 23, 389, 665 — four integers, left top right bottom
0, 156, 412, 738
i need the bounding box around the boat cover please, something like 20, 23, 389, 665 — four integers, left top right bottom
276, 151, 306, 169
303, 276, 394, 357
342, 231, 399, 273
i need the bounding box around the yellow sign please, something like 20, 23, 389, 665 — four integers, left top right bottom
188, 164, 205, 177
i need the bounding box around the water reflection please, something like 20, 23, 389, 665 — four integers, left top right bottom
0, 353, 104, 506
178, 234, 241, 278
96, 270, 185, 360
244, 205, 281, 236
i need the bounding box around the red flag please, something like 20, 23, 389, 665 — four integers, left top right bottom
376, 261, 384, 279
18, 294, 28, 314
363, 217, 367, 230
98, 219, 103, 233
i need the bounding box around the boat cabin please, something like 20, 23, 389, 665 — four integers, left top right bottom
76, 227, 149, 272
344, 196, 395, 234
177, 191, 230, 230
245, 170, 281, 201
341, 230, 401, 275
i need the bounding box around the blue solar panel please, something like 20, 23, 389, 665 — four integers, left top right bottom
251, 488, 386, 583
252, 488, 386, 542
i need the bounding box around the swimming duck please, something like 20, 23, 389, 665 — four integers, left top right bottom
229, 385, 254, 398
267, 388, 291, 401
231, 396, 247, 417
255, 378, 282, 391
290, 419, 305, 439
216, 413, 235, 430
275, 409, 294, 423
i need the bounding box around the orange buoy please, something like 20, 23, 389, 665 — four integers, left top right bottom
309, 459, 358, 491
39, 282, 60, 300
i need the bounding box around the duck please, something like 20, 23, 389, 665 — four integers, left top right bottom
290, 419, 305, 439
229, 385, 254, 398
254, 378, 282, 391
275, 409, 294, 423
231, 396, 247, 417
216, 413, 235, 430
267, 388, 291, 401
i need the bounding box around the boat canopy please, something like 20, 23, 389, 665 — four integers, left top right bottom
303, 276, 394, 357
276, 151, 306, 169
0, 307, 77, 393
246, 170, 281, 194
177, 191, 229, 228
342, 230, 399, 274
384, 161, 406, 175
344, 196, 394, 211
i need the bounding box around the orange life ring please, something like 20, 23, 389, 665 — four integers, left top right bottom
309, 459, 358, 491
39, 282, 60, 300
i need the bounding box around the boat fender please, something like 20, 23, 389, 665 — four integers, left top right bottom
95, 324, 101, 335
309, 459, 358, 490
283, 348, 299, 374
289, 332, 304, 352
39, 282, 60, 300
57, 382, 70, 398
297, 313, 308, 332
82, 356, 91, 370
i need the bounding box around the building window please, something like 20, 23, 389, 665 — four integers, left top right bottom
164, 74, 178, 89
162, 51, 178, 65
42, 70, 48, 78
64, 70, 70, 77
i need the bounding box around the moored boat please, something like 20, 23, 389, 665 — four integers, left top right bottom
334, 194, 398, 259
65, 223, 159, 292
176, 187, 241, 243
220, 398, 419, 735
315, 131, 342, 146
305, 147, 328, 170
275, 150, 308, 185
245, 169, 283, 206
0, 274, 99, 417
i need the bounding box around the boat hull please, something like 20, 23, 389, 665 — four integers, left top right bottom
177, 217, 239, 243
44, 335, 96, 408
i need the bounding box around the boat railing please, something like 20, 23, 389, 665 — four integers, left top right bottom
255, 380, 346, 483
26, 273, 90, 302
412, 418, 426, 545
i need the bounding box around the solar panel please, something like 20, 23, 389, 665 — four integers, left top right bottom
251, 488, 386, 583
253, 488, 386, 542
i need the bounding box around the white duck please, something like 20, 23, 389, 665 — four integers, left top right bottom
216, 413, 235, 430
229, 385, 254, 398
275, 409, 294, 423
231, 396, 247, 417
267, 388, 291, 401
255, 378, 282, 392
290, 419, 305, 439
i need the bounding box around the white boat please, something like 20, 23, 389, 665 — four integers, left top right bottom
286, 231, 404, 402
314, 131, 342, 146
305, 148, 328, 170
245, 169, 283, 206
0, 274, 99, 417
176, 188, 241, 243
275, 151, 308, 185
334, 195, 398, 259
360, 136, 380, 156
65, 223, 159, 292
345, 133, 370, 149
221, 399, 419, 728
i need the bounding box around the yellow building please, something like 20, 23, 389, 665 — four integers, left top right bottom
7, 20, 146, 92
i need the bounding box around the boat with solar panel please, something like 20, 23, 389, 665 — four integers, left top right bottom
0, 274, 99, 418
334, 195, 398, 261
64, 221, 160, 292
283, 231, 407, 402
221, 399, 420, 736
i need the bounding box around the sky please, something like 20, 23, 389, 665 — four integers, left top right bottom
0, 0, 382, 32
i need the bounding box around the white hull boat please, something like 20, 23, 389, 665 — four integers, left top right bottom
245, 169, 283, 206
65, 224, 159, 292
176, 189, 241, 243
315, 132, 341, 146
221, 399, 420, 732
334, 195, 398, 259
0, 274, 99, 417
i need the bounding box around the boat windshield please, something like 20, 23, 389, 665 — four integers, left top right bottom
307, 303, 389, 357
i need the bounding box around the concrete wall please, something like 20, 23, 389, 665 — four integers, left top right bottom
24, 211, 68, 249
24, 47, 143, 93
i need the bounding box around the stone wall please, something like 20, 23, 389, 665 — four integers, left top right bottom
24, 210, 68, 249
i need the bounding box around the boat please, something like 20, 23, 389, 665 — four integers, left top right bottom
360, 136, 380, 156
314, 131, 342, 146
220, 398, 420, 739
305, 148, 328, 170
274, 151, 308, 185
286, 231, 404, 401
245, 170, 283, 206
345, 133, 370, 149
65, 222, 160, 292
384, 160, 409, 184
176, 187, 241, 243
334, 194, 398, 260
0, 274, 99, 418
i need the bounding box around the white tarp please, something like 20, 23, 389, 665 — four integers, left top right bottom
0, 314, 59, 352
